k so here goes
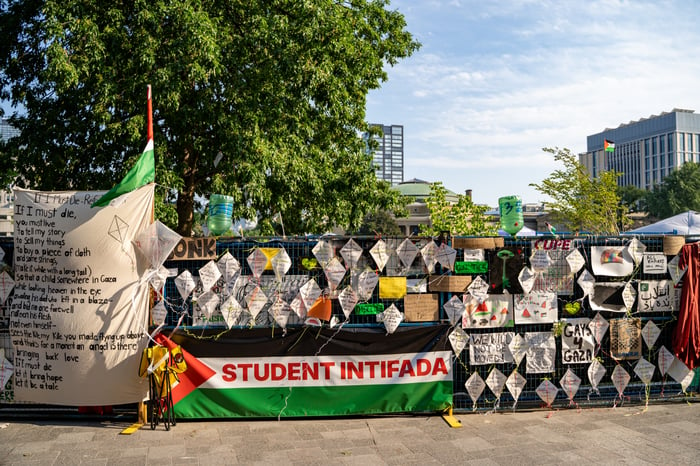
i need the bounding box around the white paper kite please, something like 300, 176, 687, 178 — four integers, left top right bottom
246, 248, 268, 279
486, 368, 507, 400
437, 243, 457, 271
622, 282, 637, 310
355, 270, 379, 301
588, 313, 609, 345
198, 260, 222, 292
566, 248, 586, 275
0, 271, 15, 303
329, 315, 340, 328
658, 345, 675, 375
340, 239, 363, 270
377, 304, 403, 334
338, 287, 358, 319
611, 365, 631, 398
217, 251, 241, 283
627, 238, 646, 265
151, 300, 167, 325
518, 267, 536, 294
420, 240, 438, 273
587, 359, 606, 396
448, 326, 469, 356
369, 239, 392, 272
667, 254, 686, 285
0, 355, 13, 392
465, 372, 486, 409
269, 297, 292, 329
148, 266, 169, 294
197, 290, 220, 318
560, 368, 581, 401
245, 286, 268, 319
220, 295, 244, 328
312, 240, 335, 268
668, 358, 695, 392
536, 380, 559, 407
467, 276, 489, 303
641, 320, 661, 348
175, 270, 196, 300
443, 295, 466, 325
289, 295, 306, 319
299, 279, 322, 311
506, 371, 527, 406
634, 357, 656, 385
133, 220, 183, 269
271, 248, 292, 282
0, 246, 4, 263
396, 238, 419, 268
508, 333, 528, 367
529, 249, 551, 273
324, 257, 346, 291
577, 269, 595, 299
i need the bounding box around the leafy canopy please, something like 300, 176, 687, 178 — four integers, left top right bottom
646, 162, 700, 218
0, 0, 419, 235
420, 182, 496, 236
530, 147, 627, 235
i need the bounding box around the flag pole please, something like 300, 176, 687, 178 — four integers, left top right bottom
147, 84, 153, 142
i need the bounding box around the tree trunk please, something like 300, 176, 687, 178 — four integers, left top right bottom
176, 148, 197, 236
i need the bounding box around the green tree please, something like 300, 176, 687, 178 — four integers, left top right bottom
420, 182, 496, 236
0, 0, 418, 235
530, 147, 627, 234
646, 162, 700, 218
355, 209, 402, 236
618, 184, 647, 213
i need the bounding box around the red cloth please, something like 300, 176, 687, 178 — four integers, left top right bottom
672, 243, 700, 369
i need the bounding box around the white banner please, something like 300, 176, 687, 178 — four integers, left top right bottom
10, 185, 154, 404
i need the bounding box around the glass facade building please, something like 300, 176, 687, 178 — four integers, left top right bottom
580, 108, 700, 190
367, 124, 404, 185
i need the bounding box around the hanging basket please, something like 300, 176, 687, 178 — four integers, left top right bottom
663, 235, 685, 256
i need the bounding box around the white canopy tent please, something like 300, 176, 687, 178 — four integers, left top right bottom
623, 211, 700, 235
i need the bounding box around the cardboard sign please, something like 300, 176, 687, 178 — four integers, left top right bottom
169, 237, 217, 261
428, 275, 472, 293
403, 294, 439, 322
610, 318, 642, 360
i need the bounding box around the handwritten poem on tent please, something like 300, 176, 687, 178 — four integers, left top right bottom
9, 187, 154, 404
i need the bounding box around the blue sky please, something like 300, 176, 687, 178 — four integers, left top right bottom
365, 0, 700, 207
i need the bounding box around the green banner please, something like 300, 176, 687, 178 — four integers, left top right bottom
454, 260, 488, 274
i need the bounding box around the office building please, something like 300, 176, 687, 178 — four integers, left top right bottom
367, 124, 404, 185
580, 108, 700, 190
0, 119, 18, 237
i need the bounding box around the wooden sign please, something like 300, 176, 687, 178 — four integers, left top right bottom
403, 293, 439, 322
168, 237, 217, 261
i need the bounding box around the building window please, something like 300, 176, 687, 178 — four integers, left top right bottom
668, 134, 674, 152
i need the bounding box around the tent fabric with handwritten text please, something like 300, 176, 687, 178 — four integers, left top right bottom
10, 185, 154, 405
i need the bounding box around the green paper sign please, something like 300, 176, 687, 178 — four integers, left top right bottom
354, 303, 385, 315
454, 261, 488, 274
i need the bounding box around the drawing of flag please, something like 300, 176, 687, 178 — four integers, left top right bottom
604, 139, 615, 152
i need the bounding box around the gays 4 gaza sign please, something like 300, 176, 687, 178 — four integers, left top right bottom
157, 326, 452, 418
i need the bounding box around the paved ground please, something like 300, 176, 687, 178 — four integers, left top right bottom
1, 401, 700, 465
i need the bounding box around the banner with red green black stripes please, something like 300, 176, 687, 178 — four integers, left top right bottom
155, 325, 453, 418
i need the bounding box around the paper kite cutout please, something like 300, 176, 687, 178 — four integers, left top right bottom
340, 239, 363, 270
174, 270, 196, 300
198, 260, 222, 292
560, 368, 581, 401
448, 326, 468, 356
536, 379, 559, 407
465, 372, 486, 408
377, 304, 403, 334
396, 238, 419, 268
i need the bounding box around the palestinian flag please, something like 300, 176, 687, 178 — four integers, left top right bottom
604, 139, 615, 152
158, 325, 453, 419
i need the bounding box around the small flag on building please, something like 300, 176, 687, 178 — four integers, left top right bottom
604, 139, 615, 152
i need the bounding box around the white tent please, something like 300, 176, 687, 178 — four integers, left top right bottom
623, 211, 700, 235
498, 225, 537, 237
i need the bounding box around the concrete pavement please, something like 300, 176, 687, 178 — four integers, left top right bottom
1, 401, 700, 465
